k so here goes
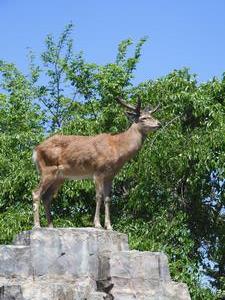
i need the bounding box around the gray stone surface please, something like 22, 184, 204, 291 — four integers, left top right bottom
30, 228, 127, 280
89, 292, 111, 300
13, 231, 31, 246
0, 246, 31, 279
109, 251, 171, 282
110, 282, 191, 300
0, 278, 102, 300
0, 228, 191, 300
98, 250, 191, 300
21, 280, 95, 300
13, 228, 129, 251
0, 285, 24, 300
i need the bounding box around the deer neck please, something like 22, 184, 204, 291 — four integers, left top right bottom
117, 123, 146, 160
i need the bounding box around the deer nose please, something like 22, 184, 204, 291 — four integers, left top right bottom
158, 122, 162, 128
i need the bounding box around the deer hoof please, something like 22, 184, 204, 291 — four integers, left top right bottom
105, 225, 113, 231
33, 224, 41, 229
94, 224, 103, 229
47, 223, 54, 228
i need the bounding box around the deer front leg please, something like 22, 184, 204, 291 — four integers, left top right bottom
94, 177, 103, 229
103, 180, 113, 230
94, 191, 103, 228
104, 196, 112, 230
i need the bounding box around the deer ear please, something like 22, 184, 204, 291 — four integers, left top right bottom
143, 106, 152, 112
143, 104, 160, 113
150, 104, 160, 114
126, 111, 139, 122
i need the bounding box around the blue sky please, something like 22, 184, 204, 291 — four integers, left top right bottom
1, 0, 225, 84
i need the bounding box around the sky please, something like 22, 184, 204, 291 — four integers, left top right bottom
1, 0, 225, 84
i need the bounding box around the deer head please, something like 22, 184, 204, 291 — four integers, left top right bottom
116, 96, 161, 134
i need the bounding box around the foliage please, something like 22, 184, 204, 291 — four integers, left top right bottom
0, 25, 224, 299
0, 61, 44, 213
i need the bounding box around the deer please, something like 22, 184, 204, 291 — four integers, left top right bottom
32, 96, 161, 230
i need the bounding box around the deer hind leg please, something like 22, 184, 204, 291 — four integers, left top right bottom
32, 166, 58, 228
32, 188, 41, 228
42, 179, 64, 228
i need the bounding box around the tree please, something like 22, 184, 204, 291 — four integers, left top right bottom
0, 60, 44, 241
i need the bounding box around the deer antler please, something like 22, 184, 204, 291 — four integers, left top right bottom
116, 96, 141, 116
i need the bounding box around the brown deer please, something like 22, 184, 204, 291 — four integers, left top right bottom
32, 96, 161, 230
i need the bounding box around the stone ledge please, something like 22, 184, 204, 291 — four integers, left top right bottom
0, 228, 191, 300
13, 228, 128, 250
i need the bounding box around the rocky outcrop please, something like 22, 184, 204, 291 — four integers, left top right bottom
0, 228, 191, 299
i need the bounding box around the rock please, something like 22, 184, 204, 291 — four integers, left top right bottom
0, 285, 24, 300
98, 250, 191, 300
108, 250, 171, 283
13, 231, 31, 246
16, 228, 128, 281
0, 228, 191, 300
88, 292, 111, 300
0, 246, 31, 279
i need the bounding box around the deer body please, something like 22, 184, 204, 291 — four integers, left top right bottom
35, 124, 144, 178
32, 98, 160, 230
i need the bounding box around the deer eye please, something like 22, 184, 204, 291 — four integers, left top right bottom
140, 117, 148, 121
